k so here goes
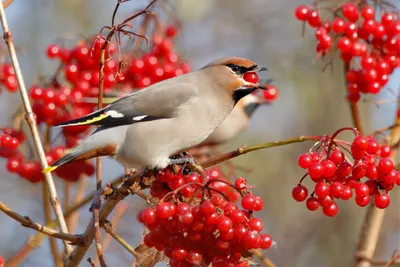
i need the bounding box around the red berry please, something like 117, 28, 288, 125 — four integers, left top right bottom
248, 218, 263, 233
306, 197, 320, 211
342, 3, 359, 22
243, 72, 259, 84
263, 85, 278, 101
171, 247, 187, 261
366, 165, 378, 180
355, 183, 370, 197
374, 193, 390, 209
200, 200, 216, 217
379, 145, 391, 158
241, 195, 256, 210
330, 182, 344, 198
235, 177, 247, 190
253, 196, 264, 211
329, 149, 344, 165
340, 185, 353, 200
355, 195, 370, 207
156, 202, 175, 219
307, 10, 321, 28
242, 231, 260, 249
298, 153, 312, 169
186, 249, 203, 264
322, 202, 338, 217
315, 181, 330, 198
259, 234, 273, 249
353, 135, 369, 150
338, 37, 352, 52
332, 18, 346, 34
141, 208, 156, 225
377, 158, 394, 174
217, 216, 233, 232
322, 160, 336, 177
308, 162, 324, 181
46, 44, 61, 59
292, 185, 308, 202
361, 6, 375, 20
295, 5, 309, 21
367, 138, 380, 154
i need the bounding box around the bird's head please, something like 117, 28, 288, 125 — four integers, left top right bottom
201, 57, 268, 103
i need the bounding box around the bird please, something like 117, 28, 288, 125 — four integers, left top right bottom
43, 57, 268, 174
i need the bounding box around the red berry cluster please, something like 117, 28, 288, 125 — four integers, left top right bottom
139, 169, 272, 266
0, 255, 4, 267
0, 62, 18, 93
150, 167, 240, 202
293, 130, 398, 217
295, 3, 399, 98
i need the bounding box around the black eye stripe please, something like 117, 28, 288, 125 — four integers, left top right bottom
226, 64, 256, 74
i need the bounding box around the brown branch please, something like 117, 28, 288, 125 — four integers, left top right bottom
43, 181, 62, 267
65, 173, 144, 266
0, 3, 72, 254
103, 223, 138, 258
0, 202, 81, 244
384, 251, 400, 267
3, 0, 13, 8
201, 136, 321, 168
355, 112, 400, 266
6, 175, 124, 266
251, 249, 276, 267
93, 203, 129, 266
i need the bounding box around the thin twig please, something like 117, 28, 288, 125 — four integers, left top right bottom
201, 136, 321, 168
0, 3, 72, 254
93, 203, 129, 266
103, 223, 138, 258
43, 181, 62, 267
355, 105, 400, 267
0, 202, 81, 244
384, 251, 400, 267
6, 175, 124, 266
251, 249, 276, 267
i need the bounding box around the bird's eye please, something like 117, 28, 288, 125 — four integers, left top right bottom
227, 64, 240, 73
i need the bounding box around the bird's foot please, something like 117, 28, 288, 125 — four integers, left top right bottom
169, 157, 195, 165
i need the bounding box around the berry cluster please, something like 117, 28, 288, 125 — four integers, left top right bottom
0, 62, 18, 93
139, 168, 273, 266
293, 129, 398, 217
295, 2, 399, 98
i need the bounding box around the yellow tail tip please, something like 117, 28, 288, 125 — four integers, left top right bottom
42, 166, 57, 174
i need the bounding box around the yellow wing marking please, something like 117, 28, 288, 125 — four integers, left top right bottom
42, 165, 58, 174
66, 113, 108, 126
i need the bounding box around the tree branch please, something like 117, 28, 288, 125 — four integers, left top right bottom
0, 3, 72, 254
103, 223, 138, 258
251, 248, 276, 267
201, 135, 321, 168
0, 202, 81, 244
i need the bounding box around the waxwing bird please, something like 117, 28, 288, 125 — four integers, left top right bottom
43, 57, 268, 173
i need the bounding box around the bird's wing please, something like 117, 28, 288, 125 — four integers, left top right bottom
54, 80, 199, 128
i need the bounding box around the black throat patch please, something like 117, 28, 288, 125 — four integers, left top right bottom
232, 88, 256, 104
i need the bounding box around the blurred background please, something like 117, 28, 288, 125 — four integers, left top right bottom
0, 0, 398, 266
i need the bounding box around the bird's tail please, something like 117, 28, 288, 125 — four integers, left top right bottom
42, 150, 80, 173
54, 108, 107, 127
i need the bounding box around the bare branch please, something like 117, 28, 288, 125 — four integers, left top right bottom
0, 202, 81, 244
0, 2, 72, 254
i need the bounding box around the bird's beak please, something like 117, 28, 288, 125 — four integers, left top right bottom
254, 65, 268, 72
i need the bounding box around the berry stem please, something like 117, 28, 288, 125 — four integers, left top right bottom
251, 248, 277, 267
0, 3, 72, 254
201, 136, 322, 168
